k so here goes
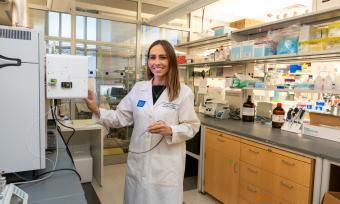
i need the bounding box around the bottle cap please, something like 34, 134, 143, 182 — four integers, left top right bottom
277, 103, 282, 107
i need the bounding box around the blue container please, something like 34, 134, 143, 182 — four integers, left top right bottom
289, 64, 302, 73
277, 36, 299, 55
230, 46, 241, 60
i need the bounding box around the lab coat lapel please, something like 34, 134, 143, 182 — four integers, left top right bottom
138, 80, 153, 116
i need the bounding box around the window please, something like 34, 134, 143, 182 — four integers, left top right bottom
101, 19, 112, 42
87, 17, 97, 41
60, 42, 71, 54
76, 16, 85, 39
48, 12, 59, 37
61, 13, 71, 38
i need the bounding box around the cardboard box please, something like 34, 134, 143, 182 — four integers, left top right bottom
323, 192, 340, 204
229, 18, 263, 29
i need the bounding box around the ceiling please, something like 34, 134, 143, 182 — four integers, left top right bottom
26, 0, 314, 26
192, 0, 313, 23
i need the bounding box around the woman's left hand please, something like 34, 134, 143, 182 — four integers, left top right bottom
148, 121, 172, 137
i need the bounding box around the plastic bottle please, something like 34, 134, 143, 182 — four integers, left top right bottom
307, 100, 313, 111
242, 95, 255, 122
272, 103, 285, 128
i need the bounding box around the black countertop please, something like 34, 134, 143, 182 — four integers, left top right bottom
198, 114, 340, 162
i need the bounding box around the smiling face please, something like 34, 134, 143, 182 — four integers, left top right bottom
147, 44, 169, 84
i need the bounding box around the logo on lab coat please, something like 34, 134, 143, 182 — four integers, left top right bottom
137, 100, 146, 107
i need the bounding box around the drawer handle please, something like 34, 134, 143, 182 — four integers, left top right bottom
248, 149, 259, 154
246, 186, 257, 194
247, 167, 258, 174
216, 138, 225, 143
280, 181, 294, 189
234, 161, 239, 174
281, 159, 295, 167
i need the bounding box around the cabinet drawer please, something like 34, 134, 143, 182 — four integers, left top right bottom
272, 176, 310, 204
240, 161, 273, 193
205, 129, 240, 158
272, 153, 312, 187
240, 180, 272, 204
239, 198, 252, 204
271, 196, 293, 204
241, 143, 268, 168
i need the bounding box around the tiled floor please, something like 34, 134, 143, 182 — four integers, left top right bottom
92, 164, 219, 204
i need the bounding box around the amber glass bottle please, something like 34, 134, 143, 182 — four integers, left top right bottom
272, 103, 285, 128
242, 95, 255, 122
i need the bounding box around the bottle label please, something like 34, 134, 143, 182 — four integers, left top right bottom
242, 107, 254, 116
272, 115, 285, 123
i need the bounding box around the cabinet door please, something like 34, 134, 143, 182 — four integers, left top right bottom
204, 129, 240, 204
205, 146, 239, 204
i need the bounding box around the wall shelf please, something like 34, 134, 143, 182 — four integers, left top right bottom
179, 60, 241, 67
243, 87, 340, 94
231, 49, 340, 63
232, 6, 340, 35
179, 49, 340, 68
175, 34, 231, 49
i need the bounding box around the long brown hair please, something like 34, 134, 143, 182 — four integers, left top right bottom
147, 40, 180, 101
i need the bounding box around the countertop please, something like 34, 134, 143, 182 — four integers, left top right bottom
198, 113, 340, 162
19, 132, 86, 204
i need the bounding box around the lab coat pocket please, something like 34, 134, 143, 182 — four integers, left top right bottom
149, 154, 179, 186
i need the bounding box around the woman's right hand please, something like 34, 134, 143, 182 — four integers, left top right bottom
85, 90, 100, 118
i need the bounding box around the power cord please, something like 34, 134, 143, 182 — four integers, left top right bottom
34, 169, 81, 181
103, 123, 165, 154
51, 105, 75, 165
128, 136, 164, 154
51, 101, 76, 145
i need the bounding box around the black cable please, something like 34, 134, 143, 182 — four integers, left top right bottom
50, 104, 75, 165
34, 168, 81, 181
57, 125, 75, 165
52, 101, 76, 145
128, 136, 164, 154
104, 128, 164, 154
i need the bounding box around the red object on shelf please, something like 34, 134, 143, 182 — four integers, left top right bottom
177, 56, 186, 64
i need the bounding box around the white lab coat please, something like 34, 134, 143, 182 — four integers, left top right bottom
94, 79, 200, 204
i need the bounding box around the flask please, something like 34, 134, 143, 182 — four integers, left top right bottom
242, 95, 255, 122
272, 103, 285, 128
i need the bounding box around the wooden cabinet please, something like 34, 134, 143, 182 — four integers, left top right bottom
240, 139, 314, 204
204, 128, 240, 204
203, 127, 315, 204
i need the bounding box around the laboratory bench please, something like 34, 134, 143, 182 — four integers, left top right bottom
18, 131, 87, 204
197, 113, 340, 204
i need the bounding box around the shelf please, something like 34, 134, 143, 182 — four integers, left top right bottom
180, 50, 340, 68
243, 87, 340, 94
179, 60, 241, 67
232, 6, 340, 35
175, 34, 231, 48
231, 49, 340, 63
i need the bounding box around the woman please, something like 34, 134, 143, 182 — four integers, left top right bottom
85, 40, 200, 204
